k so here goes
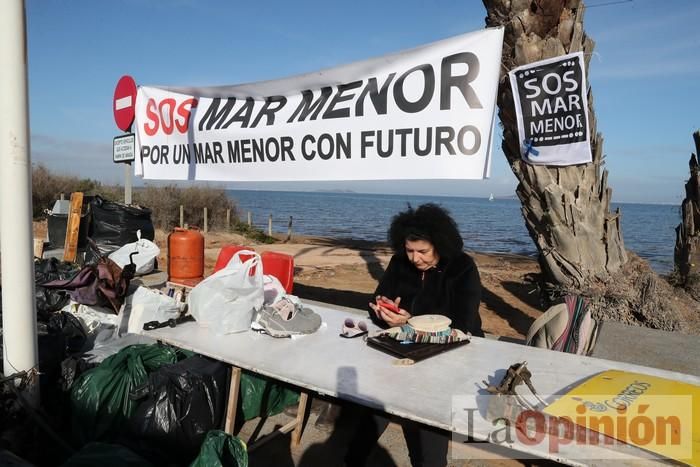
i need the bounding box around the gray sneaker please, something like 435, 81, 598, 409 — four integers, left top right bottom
256, 298, 322, 338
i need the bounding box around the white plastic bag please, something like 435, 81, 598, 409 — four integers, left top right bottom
123, 286, 183, 334
263, 274, 286, 305
188, 250, 264, 334
108, 230, 160, 275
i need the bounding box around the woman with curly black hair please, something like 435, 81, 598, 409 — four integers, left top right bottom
369, 202, 483, 336
345, 203, 483, 467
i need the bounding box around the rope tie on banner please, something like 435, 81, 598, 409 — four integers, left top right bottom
523, 139, 540, 159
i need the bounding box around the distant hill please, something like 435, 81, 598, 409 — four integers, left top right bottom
313, 189, 356, 194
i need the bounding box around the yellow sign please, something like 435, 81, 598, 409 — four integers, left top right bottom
544, 369, 699, 465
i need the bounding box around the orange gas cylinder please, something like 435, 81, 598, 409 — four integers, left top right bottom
168, 227, 204, 286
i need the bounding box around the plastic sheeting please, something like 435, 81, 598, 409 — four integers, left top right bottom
64, 303, 122, 348
240, 372, 299, 421
42, 256, 135, 314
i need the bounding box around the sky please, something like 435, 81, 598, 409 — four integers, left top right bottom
24, 0, 700, 204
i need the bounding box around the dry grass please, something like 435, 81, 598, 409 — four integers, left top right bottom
132, 185, 237, 232
31, 164, 102, 218
31, 165, 242, 233
582, 253, 700, 333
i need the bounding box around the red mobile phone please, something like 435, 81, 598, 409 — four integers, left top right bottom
377, 298, 400, 313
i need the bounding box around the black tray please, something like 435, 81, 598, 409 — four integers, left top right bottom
366, 334, 470, 362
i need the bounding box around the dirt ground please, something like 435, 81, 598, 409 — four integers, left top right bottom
28, 221, 544, 338
28, 220, 543, 338
29, 220, 700, 338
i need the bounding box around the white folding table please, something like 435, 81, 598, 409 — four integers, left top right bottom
143, 301, 700, 465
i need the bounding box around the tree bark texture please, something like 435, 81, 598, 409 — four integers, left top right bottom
483, 0, 627, 293
674, 131, 700, 296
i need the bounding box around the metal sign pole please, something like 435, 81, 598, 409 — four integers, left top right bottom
125, 161, 132, 205
124, 120, 132, 205
113, 76, 137, 205
113, 134, 135, 201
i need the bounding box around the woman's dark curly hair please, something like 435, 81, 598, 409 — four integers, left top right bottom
388, 203, 464, 261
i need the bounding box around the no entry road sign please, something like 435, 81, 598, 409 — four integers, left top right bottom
113, 75, 137, 131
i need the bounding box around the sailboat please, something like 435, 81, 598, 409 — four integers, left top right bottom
488, 193, 494, 201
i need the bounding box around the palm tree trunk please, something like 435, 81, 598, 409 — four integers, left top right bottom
674, 131, 700, 298
483, 0, 626, 293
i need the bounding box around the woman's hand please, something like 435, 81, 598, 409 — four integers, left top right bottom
369, 296, 411, 327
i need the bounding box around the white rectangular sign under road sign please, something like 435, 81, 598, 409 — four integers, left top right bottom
113, 133, 135, 163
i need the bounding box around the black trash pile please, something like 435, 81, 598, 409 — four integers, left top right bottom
1, 194, 250, 466
63, 345, 244, 466
44, 194, 155, 264
2, 343, 247, 466
84, 195, 155, 263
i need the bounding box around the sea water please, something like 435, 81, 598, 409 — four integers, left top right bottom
227, 190, 680, 274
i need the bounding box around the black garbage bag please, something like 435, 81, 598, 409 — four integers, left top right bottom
48, 311, 88, 355
38, 314, 81, 415
36, 257, 80, 283
60, 442, 153, 467
70, 344, 179, 445
89, 195, 154, 248
31, 312, 88, 421
128, 355, 228, 464
35, 257, 80, 319
83, 237, 120, 267
47, 208, 91, 250
38, 319, 66, 389
189, 430, 248, 467
60, 355, 97, 392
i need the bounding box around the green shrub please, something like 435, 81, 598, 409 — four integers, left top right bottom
231, 220, 275, 243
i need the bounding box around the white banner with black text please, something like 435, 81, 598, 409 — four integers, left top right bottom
134, 27, 503, 181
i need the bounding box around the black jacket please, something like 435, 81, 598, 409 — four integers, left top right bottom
371, 252, 483, 336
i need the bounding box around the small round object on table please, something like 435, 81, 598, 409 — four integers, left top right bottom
407, 314, 451, 333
